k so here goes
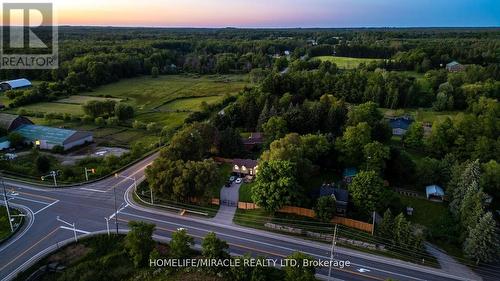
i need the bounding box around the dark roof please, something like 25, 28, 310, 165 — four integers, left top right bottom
319, 184, 349, 204
233, 159, 258, 169
0, 113, 33, 131
242, 132, 264, 145
389, 117, 413, 130
0, 78, 32, 89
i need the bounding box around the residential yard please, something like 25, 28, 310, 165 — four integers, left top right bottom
397, 194, 464, 259
380, 107, 460, 123
238, 182, 255, 203
313, 56, 381, 69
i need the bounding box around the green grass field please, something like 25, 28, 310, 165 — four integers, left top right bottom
239, 182, 255, 202
57, 95, 122, 105
83, 74, 248, 112
12, 102, 84, 116
157, 95, 224, 112
313, 56, 380, 69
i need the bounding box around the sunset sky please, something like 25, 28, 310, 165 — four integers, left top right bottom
49, 0, 499, 27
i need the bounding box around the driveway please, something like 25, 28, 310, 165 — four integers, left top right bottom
212, 180, 242, 225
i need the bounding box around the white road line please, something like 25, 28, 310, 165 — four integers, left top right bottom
0, 203, 35, 253
7, 196, 52, 206
33, 200, 59, 215
108, 203, 129, 219
120, 211, 427, 281
59, 226, 90, 234
80, 188, 107, 193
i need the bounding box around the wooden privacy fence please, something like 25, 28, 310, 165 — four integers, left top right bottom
237, 201, 374, 233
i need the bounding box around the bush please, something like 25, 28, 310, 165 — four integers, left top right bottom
52, 145, 64, 154
82, 115, 94, 123
106, 116, 119, 126
95, 117, 106, 126
132, 120, 146, 130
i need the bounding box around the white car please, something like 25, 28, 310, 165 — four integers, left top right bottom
235, 178, 242, 184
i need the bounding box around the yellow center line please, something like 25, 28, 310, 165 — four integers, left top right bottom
117, 218, 383, 280
15, 191, 58, 202
0, 227, 60, 272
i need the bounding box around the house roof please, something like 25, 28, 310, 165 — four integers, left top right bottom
343, 168, 357, 178
389, 117, 413, 130
14, 125, 92, 145
242, 132, 264, 145
233, 159, 258, 169
426, 185, 445, 197
0, 78, 32, 89
319, 185, 349, 204
446, 61, 460, 67
0, 113, 33, 131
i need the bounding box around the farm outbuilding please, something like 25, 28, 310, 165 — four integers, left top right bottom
0, 79, 32, 91
426, 185, 445, 201
14, 125, 93, 151
0, 113, 34, 132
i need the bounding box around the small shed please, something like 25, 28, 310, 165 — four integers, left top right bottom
426, 185, 445, 201
0, 79, 32, 91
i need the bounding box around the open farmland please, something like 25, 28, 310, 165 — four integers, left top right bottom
313, 56, 380, 69
83, 74, 248, 112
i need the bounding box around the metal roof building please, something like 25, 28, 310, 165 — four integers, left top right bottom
15, 125, 93, 151
0, 113, 34, 132
0, 79, 32, 91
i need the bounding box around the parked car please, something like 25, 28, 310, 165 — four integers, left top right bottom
235, 178, 242, 184
225, 181, 232, 188
229, 176, 236, 182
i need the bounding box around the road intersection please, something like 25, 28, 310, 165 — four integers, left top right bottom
0, 153, 483, 281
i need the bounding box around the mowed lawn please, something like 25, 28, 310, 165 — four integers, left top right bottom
381, 108, 460, 123
82, 74, 249, 112
314, 56, 381, 69
158, 95, 224, 112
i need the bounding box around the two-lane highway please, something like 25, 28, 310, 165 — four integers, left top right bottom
0, 153, 483, 281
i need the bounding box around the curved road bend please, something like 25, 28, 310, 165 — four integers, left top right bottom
0, 153, 481, 281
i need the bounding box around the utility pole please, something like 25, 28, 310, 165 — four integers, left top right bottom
150, 187, 154, 204
372, 211, 376, 236
1, 174, 13, 233
327, 224, 338, 281
113, 185, 119, 235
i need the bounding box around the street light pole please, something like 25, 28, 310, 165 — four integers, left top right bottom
327, 224, 338, 281
1, 174, 14, 232
52, 171, 57, 187
104, 217, 110, 236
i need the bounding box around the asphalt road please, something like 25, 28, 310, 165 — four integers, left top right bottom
0, 153, 484, 281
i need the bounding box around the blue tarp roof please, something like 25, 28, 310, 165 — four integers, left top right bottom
0, 78, 32, 89
447, 61, 460, 67
426, 185, 445, 198
389, 117, 413, 130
